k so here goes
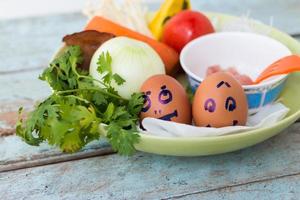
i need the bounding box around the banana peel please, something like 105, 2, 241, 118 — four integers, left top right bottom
149, 0, 191, 40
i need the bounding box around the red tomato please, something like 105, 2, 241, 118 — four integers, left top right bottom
162, 10, 215, 53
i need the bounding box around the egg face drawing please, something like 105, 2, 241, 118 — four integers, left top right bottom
140, 75, 192, 124
193, 72, 248, 128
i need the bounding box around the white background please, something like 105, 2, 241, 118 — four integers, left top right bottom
0, 0, 160, 19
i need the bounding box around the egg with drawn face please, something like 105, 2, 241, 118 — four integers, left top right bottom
193, 72, 248, 128
140, 75, 192, 124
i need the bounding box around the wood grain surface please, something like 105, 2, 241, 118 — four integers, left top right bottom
1, 1, 300, 199
1, 123, 300, 199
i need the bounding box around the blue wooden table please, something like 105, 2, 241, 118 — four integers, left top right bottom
1, 1, 300, 199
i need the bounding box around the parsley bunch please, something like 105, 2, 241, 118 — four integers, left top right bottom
16, 46, 144, 155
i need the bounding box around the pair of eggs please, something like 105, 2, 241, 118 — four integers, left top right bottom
140, 72, 248, 128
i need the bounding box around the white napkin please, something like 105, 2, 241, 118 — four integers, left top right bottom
140, 103, 289, 137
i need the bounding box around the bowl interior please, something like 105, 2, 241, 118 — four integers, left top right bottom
180, 32, 292, 85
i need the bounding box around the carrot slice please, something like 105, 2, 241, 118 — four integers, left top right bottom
85, 16, 179, 75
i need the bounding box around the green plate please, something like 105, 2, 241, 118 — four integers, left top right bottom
135, 12, 300, 156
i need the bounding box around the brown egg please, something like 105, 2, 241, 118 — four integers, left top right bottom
140, 74, 192, 124
193, 72, 248, 127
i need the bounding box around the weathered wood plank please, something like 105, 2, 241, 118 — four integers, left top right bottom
0, 69, 50, 134
0, 13, 86, 73
172, 173, 300, 200
0, 69, 50, 102
0, 123, 300, 199
0, 135, 113, 172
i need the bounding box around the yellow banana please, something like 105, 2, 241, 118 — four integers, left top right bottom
149, 0, 191, 40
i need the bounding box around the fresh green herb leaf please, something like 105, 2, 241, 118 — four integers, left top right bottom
97, 52, 112, 74
97, 51, 126, 86
92, 91, 107, 106
103, 103, 115, 122
128, 93, 145, 116
39, 46, 83, 91
186, 85, 194, 103
17, 46, 143, 156
112, 73, 125, 85
97, 51, 112, 84
17, 95, 101, 153
106, 123, 140, 156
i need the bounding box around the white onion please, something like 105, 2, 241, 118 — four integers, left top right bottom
90, 37, 165, 99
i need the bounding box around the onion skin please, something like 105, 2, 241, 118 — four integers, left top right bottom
90, 37, 166, 99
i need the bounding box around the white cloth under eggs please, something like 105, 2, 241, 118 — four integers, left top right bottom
140, 103, 289, 137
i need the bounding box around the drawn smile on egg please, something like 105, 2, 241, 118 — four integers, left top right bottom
158, 110, 178, 121
207, 119, 238, 127
153, 109, 178, 121
141, 85, 179, 122
233, 120, 239, 126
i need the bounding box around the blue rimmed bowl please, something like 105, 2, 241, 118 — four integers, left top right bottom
180, 32, 291, 114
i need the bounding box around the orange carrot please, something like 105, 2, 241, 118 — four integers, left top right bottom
85, 16, 179, 75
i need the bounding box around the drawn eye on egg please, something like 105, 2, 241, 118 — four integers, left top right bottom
158, 85, 173, 105
142, 91, 151, 112
225, 96, 236, 112
204, 98, 216, 113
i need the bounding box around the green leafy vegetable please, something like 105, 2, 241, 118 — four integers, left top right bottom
186, 85, 194, 103
39, 45, 84, 91
17, 46, 144, 155
97, 51, 125, 86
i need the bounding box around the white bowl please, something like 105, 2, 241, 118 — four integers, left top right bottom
180, 32, 292, 114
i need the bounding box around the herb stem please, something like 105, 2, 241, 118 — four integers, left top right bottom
56, 88, 127, 102
78, 75, 108, 87
64, 94, 103, 116
63, 94, 91, 104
